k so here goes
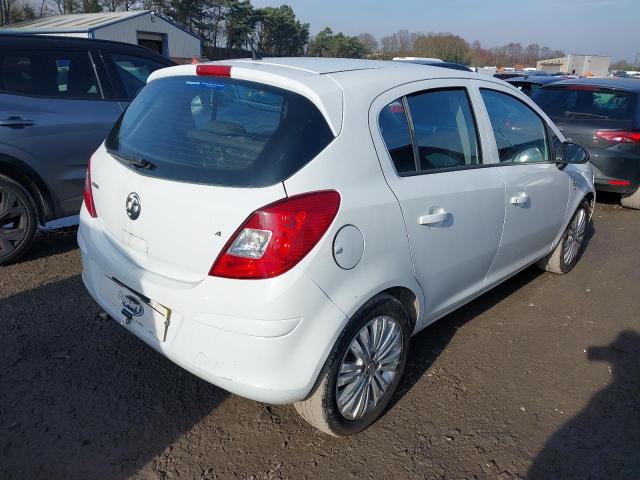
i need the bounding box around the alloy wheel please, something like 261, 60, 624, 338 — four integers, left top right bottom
0, 188, 29, 259
336, 315, 403, 421
563, 208, 587, 266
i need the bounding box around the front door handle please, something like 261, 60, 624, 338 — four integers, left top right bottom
0, 117, 35, 128
510, 192, 530, 206
419, 208, 450, 225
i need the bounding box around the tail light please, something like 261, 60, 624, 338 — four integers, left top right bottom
210, 191, 341, 279
594, 130, 640, 144
608, 179, 631, 186
83, 158, 97, 218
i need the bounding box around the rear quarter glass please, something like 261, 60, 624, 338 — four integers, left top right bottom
105, 76, 335, 188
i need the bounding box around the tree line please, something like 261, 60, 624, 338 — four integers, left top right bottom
4, 0, 622, 68
378, 30, 566, 67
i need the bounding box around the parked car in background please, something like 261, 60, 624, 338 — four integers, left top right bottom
494, 71, 528, 80
79, 58, 594, 436
393, 57, 473, 72
532, 78, 640, 208
506, 75, 565, 97
0, 34, 174, 264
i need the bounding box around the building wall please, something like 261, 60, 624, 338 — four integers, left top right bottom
536, 57, 565, 74
577, 56, 610, 77
92, 13, 201, 60
537, 55, 611, 76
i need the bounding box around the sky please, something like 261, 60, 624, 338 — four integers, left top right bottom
252, 0, 639, 62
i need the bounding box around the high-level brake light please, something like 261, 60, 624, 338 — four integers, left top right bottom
196, 64, 232, 77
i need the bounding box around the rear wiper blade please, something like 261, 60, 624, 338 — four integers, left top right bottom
564, 111, 608, 119
108, 149, 155, 169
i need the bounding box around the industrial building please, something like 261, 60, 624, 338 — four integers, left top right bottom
537, 54, 611, 77
0, 11, 201, 63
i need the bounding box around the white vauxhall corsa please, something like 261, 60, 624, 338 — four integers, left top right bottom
79, 58, 595, 436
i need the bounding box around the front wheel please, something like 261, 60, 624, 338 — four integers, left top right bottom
537, 199, 590, 274
294, 294, 411, 436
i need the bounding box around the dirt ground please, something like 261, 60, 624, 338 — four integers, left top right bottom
1, 195, 639, 480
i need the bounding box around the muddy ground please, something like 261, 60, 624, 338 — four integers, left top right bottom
1, 195, 639, 480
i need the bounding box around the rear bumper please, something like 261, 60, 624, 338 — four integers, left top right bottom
590, 149, 640, 194
78, 210, 348, 404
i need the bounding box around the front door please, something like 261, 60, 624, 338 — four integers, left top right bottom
371, 80, 506, 323
477, 86, 570, 282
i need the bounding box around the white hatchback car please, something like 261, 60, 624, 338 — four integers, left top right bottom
79, 58, 594, 436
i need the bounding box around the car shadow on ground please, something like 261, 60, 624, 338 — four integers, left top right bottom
16, 228, 80, 264
390, 264, 544, 411
527, 330, 640, 479
595, 191, 622, 206
0, 274, 228, 480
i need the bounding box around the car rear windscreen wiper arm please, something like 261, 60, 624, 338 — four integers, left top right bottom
108, 149, 155, 169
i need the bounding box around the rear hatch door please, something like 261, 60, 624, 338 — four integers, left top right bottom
532, 84, 637, 147
90, 73, 335, 282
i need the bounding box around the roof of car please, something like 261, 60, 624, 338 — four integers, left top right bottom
394, 59, 473, 72
149, 58, 497, 137
221, 57, 427, 75
546, 76, 640, 91
152, 57, 505, 139
0, 32, 173, 60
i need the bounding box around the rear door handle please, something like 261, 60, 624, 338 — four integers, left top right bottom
419, 208, 450, 225
0, 117, 35, 127
510, 192, 530, 206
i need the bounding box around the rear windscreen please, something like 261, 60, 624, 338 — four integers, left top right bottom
106, 76, 334, 187
532, 86, 637, 125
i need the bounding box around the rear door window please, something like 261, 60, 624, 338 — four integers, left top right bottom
106, 76, 334, 187
106, 53, 169, 99
407, 89, 481, 171
0, 49, 101, 99
480, 89, 549, 163
379, 88, 481, 175
532, 86, 637, 125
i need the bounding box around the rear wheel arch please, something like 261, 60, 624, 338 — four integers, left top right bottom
382, 286, 419, 334
584, 192, 595, 217
0, 155, 54, 224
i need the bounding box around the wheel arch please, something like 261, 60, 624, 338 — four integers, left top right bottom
584, 191, 595, 218
0, 154, 54, 224
381, 286, 420, 334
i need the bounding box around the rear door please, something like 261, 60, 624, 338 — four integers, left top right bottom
90, 73, 335, 281
371, 80, 505, 321
477, 85, 570, 281
0, 47, 122, 216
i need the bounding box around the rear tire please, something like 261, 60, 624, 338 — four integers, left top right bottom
0, 175, 38, 265
294, 294, 411, 436
537, 199, 590, 274
621, 188, 640, 210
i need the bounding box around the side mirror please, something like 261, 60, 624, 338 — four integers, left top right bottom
513, 146, 543, 163
557, 141, 590, 164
